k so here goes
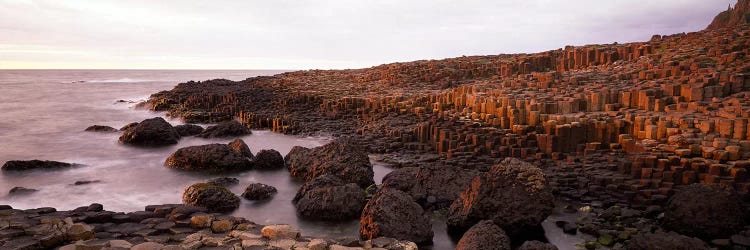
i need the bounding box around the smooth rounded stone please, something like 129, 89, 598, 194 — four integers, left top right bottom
253, 149, 284, 169
517, 240, 558, 250
182, 183, 240, 213
455, 220, 511, 250
229, 139, 254, 159
360, 188, 433, 245
261, 224, 300, 240
447, 158, 554, 239
165, 141, 253, 172
189, 214, 213, 228
285, 138, 375, 188
108, 240, 133, 248
174, 124, 204, 137
87, 203, 104, 212
131, 242, 165, 250
1, 160, 74, 171
242, 183, 278, 200
206, 177, 240, 187
197, 120, 251, 138
85, 125, 118, 132
8, 186, 38, 195
119, 122, 139, 131
381, 165, 478, 209
627, 231, 709, 250
119, 117, 181, 146
663, 184, 745, 239
307, 239, 329, 250
211, 220, 233, 233
293, 175, 366, 220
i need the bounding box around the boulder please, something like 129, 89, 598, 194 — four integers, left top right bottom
119, 122, 139, 131
360, 188, 433, 245
197, 120, 251, 138
119, 117, 180, 146
174, 124, 204, 137
206, 177, 239, 187
254, 149, 284, 169
2, 160, 74, 171
229, 139, 254, 159
627, 231, 709, 250
517, 241, 558, 250
182, 183, 240, 213
8, 187, 38, 196
381, 165, 478, 209
662, 184, 745, 239
165, 141, 253, 172
84, 125, 118, 132
261, 224, 300, 240
447, 158, 554, 239
242, 183, 278, 200
293, 175, 366, 220
286, 138, 374, 188
455, 220, 511, 250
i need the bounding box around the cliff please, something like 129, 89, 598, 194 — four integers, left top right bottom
707, 0, 750, 29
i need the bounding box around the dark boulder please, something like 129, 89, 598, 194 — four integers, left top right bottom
174, 124, 204, 137
447, 158, 554, 239
8, 187, 38, 196
627, 231, 709, 250
119, 122, 139, 131
182, 183, 240, 213
84, 125, 118, 132
254, 149, 284, 169
2, 160, 74, 171
662, 184, 745, 239
455, 220, 511, 250
197, 120, 251, 138
360, 188, 433, 245
229, 139, 254, 159
119, 117, 180, 146
206, 177, 239, 187
74, 180, 102, 185
381, 165, 478, 209
293, 175, 366, 220
517, 241, 558, 250
242, 183, 278, 200
165, 140, 253, 172
285, 138, 374, 188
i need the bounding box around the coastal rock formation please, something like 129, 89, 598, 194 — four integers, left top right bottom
119, 117, 180, 146
242, 183, 278, 200
360, 188, 433, 245
662, 184, 745, 239
228, 138, 254, 159
8, 186, 38, 196
286, 138, 375, 188
293, 175, 366, 220
707, 0, 750, 29
253, 149, 284, 169
173, 124, 204, 136
119, 122, 138, 131
84, 125, 118, 132
197, 120, 251, 138
447, 158, 554, 238
627, 231, 709, 250
182, 182, 240, 212
206, 177, 240, 187
455, 220, 511, 250
381, 165, 478, 209
165, 140, 253, 172
1, 160, 74, 171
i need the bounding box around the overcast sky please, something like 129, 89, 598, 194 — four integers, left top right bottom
0, 0, 732, 70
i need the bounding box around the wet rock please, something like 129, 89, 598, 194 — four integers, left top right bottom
253, 149, 284, 169
8, 186, 38, 195
206, 177, 239, 187
242, 183, 278, 200
2, 160, 74, 171
360, 188, 433, 245
211, 220, 233, 233
261, 224, 300, 240
197, 120, 251, 138
165, 141, 253, 172
74, 180, 102, 185
85, 125, 118, 132
119, 117, 181, 146
286, 138, 375, 188
182, 183, 240, 213
228, 139, 254, 159
663, 184, 745, 239
381, 165, 478, 209
174, 124, 204, 137
517, 241, 558, 250
293, 175, 366, 220
67, 223, 95, 241
119, 122, 139, 131
455, 220, 511, 250
447, 158, 554, 239
627, 231, 709, 250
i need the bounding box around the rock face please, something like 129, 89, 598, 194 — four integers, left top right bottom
165, 140, 253, 172
1, 160, 74, 171
182, 183, 240, 212
173, 124, 204, 137
360, 188, 433, 245
84, 125, 118, 132
662, 184, 745, 239
381, 165, 478, 209
447, 158, 554, 238
253, 149, 284, 169
627, 231, 709, 250
707, 0, 750, 29
119, 117, 180, 146
242, 183, 278, 200
285, 138, 374, 188
455, 220, 511, 250
197, 120, 251, 138
293, 175, 366, 220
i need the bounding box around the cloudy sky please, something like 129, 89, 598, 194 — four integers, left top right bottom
0, 0, 731, 70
